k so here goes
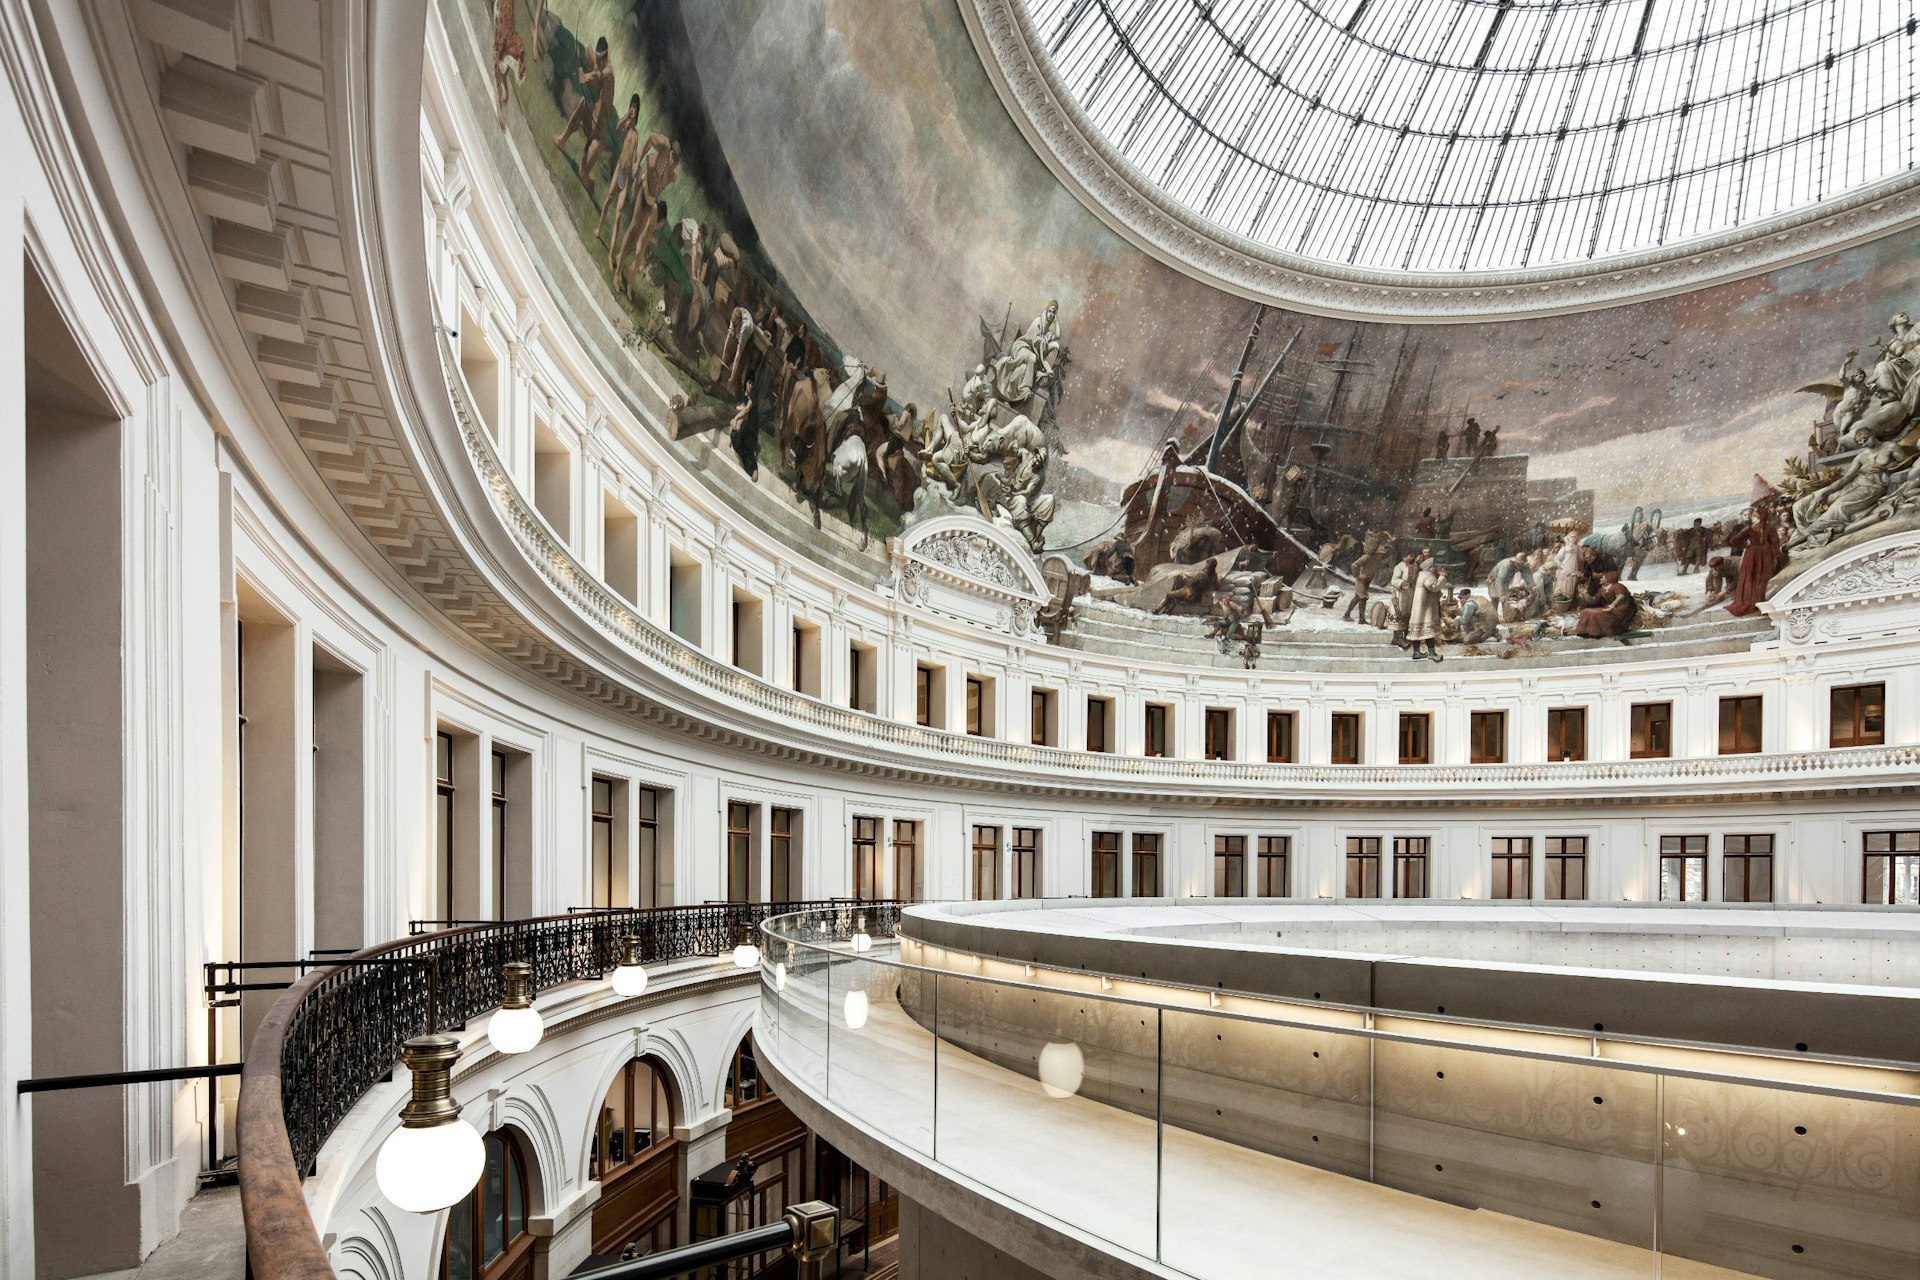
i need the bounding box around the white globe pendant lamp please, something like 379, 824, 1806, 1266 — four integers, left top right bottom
1038, 1041, 1085, 1099
487, 961, 543, 1054
610, 935, 649, 997
375, 1035, 485, 1213
732, 941, 762, 970
849, 914, 872, 953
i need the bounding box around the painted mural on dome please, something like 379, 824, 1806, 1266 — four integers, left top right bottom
466, 0, 1920, 664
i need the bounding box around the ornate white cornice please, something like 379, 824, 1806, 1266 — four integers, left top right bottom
960, 0, 1920, 323
1763, 532, 1920, 647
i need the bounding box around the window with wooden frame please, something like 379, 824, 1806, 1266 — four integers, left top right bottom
1330, 712, 1362, 765
1629, 702, 1672, 758
1144, 703, 1171, 758
914, 666, 935, 727
591, 1058, 676, 1183
1863, 830, 1920, 905
1130, 832, 1163, 897
1717, 695, 1762, 755
851, 815, 880, 902
892, 819, 920, 903
591, 778, 616, 908
490, 751, 509, 921
769, 808, 799, 902
1345, 836, 1381, 898
1545, 707, 1586, 762
1091, 830, 1122, 898
725, 802, 753, 904
1087, 696, 1113, 753
1398, 713, 1432, 765
636, 786, 661, 909
441, 1130, 533, 1280
1491, 836, 1532, 900
435, 731, 456, 919
1256, 835, 1290, 897
1392, 836, 1430, 898
1659, 834, 1708, 902
1830, 683, 1885, 748
965, 677, 985, 736
1722, 833, 1773, 904
1543, 835, 1587, 901
1266, 710, 1295, 763
1204, 708, 1234, 760
1011, 828, 1041, 898
971, 824, 1001, 900
1469, 710, 1506, 764
1213, 834, 1247, 897
1030, 688, 1055, 746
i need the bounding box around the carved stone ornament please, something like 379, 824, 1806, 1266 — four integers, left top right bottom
888, 515, 1049, 640
1761, 532, 1920, 647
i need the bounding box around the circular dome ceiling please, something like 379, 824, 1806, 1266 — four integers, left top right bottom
1023, 0, 1918, 275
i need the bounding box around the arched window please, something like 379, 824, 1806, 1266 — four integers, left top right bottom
591, 1057, 676, 1181
590, 1058, 681, 1259
724, 1034, 769, 1110
442, 1129, 534, 1280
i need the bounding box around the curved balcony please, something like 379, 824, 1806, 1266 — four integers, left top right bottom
756, 905, 1920, 1280
236, 901, 900, 1280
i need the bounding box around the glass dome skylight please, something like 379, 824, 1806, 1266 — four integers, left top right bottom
1024, 0, 1918, 274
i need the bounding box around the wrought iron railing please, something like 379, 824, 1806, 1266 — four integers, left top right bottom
240, 900, 900, 1280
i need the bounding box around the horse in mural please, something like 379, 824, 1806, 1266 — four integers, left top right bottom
781, 357, 887, 546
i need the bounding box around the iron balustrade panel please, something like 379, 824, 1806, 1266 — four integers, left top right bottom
273, 902, 900, 1177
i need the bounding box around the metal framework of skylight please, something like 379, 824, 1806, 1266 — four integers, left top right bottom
1024, 0, 1918, 274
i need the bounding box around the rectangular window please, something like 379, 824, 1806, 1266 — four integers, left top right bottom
851, 815, 880, 902
726, 801, 753, 903
591, 777, 615, 908
1659, 834, 1709, 902
1718, 695, 1763, 755
1630, 702, 1673, 759
1830, 683, 1886, 748
1546, 707, 1587, 762
1256, 835, 1290, 897
1266, 711, 1295, 763
971, 824, 1001, 901
1490, 836, 1532, 900
1330, 712, 1362, 765
435, 731, 455, 919
1031, 689, 1056, 746
1543, 835, 1587, 901
1393, 836, 1430, 899
1469, 710, 1506, 765
1863, 830, 1920, 905
1144, 703, 1170, 758
1398, 713, 1432, 765
1011, 827, 1041, 899
848, 641, 875, 712
769, 807, 798, 902
1091, 831, 1122, 898
1722, 833, 1773, 904
1345, 836, 1381, 899
490, 750, 508, 921
915, 666, 935, 728
1213, 834, 1247, 897
1204, 708, 1233, 761
965, 677, 985, 736
893, 820, 920, 902
1087, 696, 1112, 753
637, 786, 660, 908
1130, 833, 1163, 897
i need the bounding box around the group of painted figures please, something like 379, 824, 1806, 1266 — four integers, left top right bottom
1786, 311, 1920, 550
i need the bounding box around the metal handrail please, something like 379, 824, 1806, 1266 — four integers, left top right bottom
239, 901, 900, 1280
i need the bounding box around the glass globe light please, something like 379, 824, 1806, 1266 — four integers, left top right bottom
732, 942, 761, 970
850, 931, 872, 953
375, 1035, 485, 1213
488, 962, 543, 1054
843, 989, 870, 1030
610, 935, 648, 997
1038, 1041, 1085, 1099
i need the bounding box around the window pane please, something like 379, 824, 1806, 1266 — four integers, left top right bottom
482, 1137, 506, 1263
445, 1192, 475, 1280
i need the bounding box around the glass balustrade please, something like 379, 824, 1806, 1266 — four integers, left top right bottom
759, 909, 1920, 1280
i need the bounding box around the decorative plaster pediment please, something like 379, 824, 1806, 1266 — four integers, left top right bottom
1761, 533, 1920, 646
888, 516, 1048, 640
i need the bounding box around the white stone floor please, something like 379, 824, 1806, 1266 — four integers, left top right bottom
770, 975, 1754, 1280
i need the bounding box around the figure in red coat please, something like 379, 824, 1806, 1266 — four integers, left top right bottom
1724, 506, 1782, 617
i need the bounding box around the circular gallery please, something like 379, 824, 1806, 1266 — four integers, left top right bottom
4, 2, 1917, 1279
